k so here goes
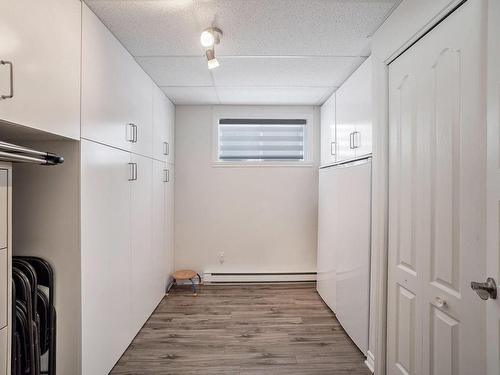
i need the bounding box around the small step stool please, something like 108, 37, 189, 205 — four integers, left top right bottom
166, 270, 202, 296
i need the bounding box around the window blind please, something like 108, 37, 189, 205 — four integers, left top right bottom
218, 118, 306, 161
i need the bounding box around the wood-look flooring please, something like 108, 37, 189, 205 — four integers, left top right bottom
111, 283, 371, 375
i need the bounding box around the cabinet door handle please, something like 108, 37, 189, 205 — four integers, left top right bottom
353, 131, 361, 149
127, 124, 135, 143
330, 141, 336, 156
0, 60, 13, 100
128, 162, 137, 181
349, 132, 354, 149
133, 124, 138, 143
164, 169, 169, 183
163, 142, 169, 156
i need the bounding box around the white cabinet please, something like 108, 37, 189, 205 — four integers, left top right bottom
81, 140, 132, 375
335, 57, 372, 161
0, 0, 81, 139
152, 161, 169, 298
320, 94, 336, 166
321, 57, 373, 164
165, 165, 175, 277
130, 153, 154, 332
81, 4, 153, 156
317, 167, 339, 310
153, 86, 175, 162
0, 250, 6, 330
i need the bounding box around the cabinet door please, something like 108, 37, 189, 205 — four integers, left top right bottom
81, 140, 132, 375
165, 165, 175, 277
152, 86, 169, 161
335, 84, 357, 162
0, 0, 81, 139
166, 98, 175, 164
81, 4, 152, 156
352, 58, 372, 158
130, 153, 154, 332
152, 161, 168, 297
320, 94, 336, 166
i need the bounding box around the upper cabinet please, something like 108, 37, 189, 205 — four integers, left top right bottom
81, 4, 153, 157
320, 94, 336, 166
0, 0, 81, 139
320, 57, 372, 165
152, 86, 175, 163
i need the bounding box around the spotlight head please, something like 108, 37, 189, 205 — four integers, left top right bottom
200, 27, 222, 48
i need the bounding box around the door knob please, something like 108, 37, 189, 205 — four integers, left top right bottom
471, 277, 497, 300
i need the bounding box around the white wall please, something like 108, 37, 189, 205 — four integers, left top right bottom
174, 105, 319, 275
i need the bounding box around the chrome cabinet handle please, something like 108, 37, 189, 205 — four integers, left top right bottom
133, 124, 138, 143
163, 169, 169, 183
353, 131, 361, 149
330, 141, 336, 156
163, 141, 169, 156
128, 162, 137, 181
127, 124, 135, 143
349, 132, 354, 149
471, 277, 497, 300
0, 60, 13, 100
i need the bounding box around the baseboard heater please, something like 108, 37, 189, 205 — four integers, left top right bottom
203, 272, 317, 284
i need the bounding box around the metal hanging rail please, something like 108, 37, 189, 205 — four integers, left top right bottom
0, 141, 64, 165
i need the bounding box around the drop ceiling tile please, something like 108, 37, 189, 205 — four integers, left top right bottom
85, 0, 399, 56
161, 86, 219, 105
216, 87, 332, 106
136, 56, 212, 86
212, 56, 364, 87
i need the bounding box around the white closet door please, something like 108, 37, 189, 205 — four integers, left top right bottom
166, 99, 175, 164
152, 160, 167, 300
387, 1, 486, 374
0, 0, 81, 139
81, 140, 132, 375
486, 0, 500, 373
130, 153, 154, 332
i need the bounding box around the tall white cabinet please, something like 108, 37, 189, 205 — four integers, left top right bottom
80, 4, 175, 375
320, 57, 373, 166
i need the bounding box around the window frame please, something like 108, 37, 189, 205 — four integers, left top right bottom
212, 107, 315, 167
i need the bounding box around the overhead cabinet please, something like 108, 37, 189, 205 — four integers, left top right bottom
320, 57, 372, 165
81, 4, 153, 157
153, 85, 175, 162
0, 0, 81, 139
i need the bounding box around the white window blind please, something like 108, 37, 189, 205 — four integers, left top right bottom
218, 118, 306, 161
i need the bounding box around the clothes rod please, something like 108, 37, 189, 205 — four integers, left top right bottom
0, 141, 64, 165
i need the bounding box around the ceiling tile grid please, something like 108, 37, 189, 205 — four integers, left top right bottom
85, 0, 400, 105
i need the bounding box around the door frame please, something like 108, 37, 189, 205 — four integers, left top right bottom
368, 0, 473, 373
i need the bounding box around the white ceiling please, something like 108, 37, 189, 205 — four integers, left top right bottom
84, 0, 400, 105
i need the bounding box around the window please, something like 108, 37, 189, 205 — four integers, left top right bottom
217, 118, 307, 162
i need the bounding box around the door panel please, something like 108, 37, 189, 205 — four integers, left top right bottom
395, 285, 416, 375
387, 1, 486, 374
152, 160, 167, 300
0, 0, 81, 139
81, 140, 132, 375
130, 153, 154, 332
82, 4, 152, 155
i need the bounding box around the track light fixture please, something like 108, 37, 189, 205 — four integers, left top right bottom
205, 48, 219, 70
201, 27, 222, 69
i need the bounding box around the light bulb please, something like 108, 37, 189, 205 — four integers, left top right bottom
200, 30, 215, 48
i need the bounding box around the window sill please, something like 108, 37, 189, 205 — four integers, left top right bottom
211, 161, 315, 168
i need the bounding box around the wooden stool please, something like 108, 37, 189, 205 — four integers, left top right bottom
166, 270, 201, 296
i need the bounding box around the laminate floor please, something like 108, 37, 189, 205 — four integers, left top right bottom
111, 283, 371, 375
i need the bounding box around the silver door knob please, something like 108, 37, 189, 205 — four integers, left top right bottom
471, 277, 497, 300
